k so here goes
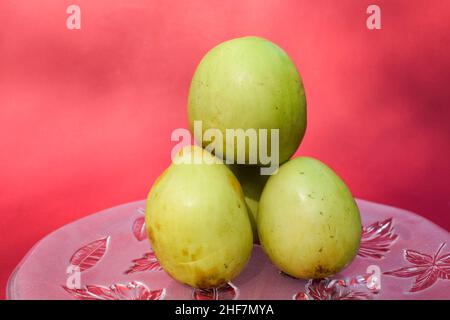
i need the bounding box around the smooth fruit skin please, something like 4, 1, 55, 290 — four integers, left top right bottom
257, 157, 362, 279
227, 164, 269, 243
146, 146, 253, 288
188, 36, 307, 164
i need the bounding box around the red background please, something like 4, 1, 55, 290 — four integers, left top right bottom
0, 0, 449, 299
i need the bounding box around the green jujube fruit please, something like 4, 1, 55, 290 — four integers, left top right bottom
257, 157, 362, 279
188, 36, 307, 164
146, 145, 253, 288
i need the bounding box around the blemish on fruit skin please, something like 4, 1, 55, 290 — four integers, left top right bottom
195, 277, 226, 289
156, 223, 161, 231
182, 249, 188, 257
313, 265, 335, 278
194, 266, 226, 288
190, 247, 203, 261
227, 173, 244, 197
148, 228, 156, 245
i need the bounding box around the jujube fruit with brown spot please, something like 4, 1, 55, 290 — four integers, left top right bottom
145, 145, 253, 288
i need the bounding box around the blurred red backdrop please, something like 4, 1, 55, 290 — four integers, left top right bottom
0, 0, 449, 299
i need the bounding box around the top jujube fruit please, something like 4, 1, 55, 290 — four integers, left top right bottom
188, 36, 307, 164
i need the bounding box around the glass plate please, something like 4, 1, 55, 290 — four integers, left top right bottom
7, 199, 449, 300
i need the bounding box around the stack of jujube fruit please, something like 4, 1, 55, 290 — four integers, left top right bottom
145, 37, 361, 289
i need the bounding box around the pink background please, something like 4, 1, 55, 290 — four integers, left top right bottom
0, 0, 449, 299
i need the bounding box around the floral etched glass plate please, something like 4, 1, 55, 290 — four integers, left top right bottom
7, 199, 450, 300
